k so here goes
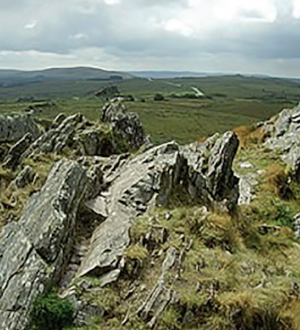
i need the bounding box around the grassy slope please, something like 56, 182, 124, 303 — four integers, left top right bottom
1, 75, 300, 328
69, 137, 300, 330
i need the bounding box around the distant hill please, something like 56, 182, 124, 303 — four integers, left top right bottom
129, 71, 223, 79
0, 67, 133, 87
129, 71, 277, 80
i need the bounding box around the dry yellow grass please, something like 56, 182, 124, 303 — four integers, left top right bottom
262, 163, 289, 197
233, 125, 266, 149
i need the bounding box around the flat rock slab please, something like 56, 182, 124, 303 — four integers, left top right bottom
85, 196, 108, 218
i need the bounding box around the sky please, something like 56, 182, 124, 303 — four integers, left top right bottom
1, 0, 300, 76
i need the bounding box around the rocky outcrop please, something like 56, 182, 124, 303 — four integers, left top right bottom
0, 113, 41, 143
238, 173, 259, 205
95, 85, 120, 98
206, 132, 239, 202
263, 104, 300, 174
11, 165, 35, 189
293, 213, 300, 238
102, 100, 150, 150
3, 133, 33, 169
0, 102, 241, 328
0, 160, 88, 330
0, 102, 148, 166
137, 247, 178, 328
78, 132, 239, 280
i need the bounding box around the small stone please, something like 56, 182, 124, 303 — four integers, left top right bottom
240, 162, 254, 169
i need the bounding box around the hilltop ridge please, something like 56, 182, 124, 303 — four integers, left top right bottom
0, 67, 133, 87
0, 100, 300, 329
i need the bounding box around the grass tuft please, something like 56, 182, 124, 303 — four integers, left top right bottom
233, 125, 266, 149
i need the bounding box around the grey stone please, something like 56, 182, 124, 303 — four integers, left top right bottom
99, 269, 121, 287
207, 131, 239, 203
82, 129, 99, 156
0, 160, 88, 329
238, 173, 259, 205
19, 103, 147, 160
78, 132, 239, 279
85, 164, 104, 200
12, 165, 35, 189
102, 99, 147, 150
137, 247, 178, 328
274, 109, 292, 137
19, 160, 87, 263
2, 133, 33, 169
293, 213, 300, 238
53, 113, 67, 127
240, 162, 254, 169
263, 105, 300, 174
22, 114, 83, 159
0, 113, 41, 143
85, 196, 108, 218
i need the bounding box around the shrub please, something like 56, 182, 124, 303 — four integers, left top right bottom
29, 291, 74, 330
126, 94, 135, 102
123, 244, 149, 277
153, 93, 164, 101
262, 164, 289, 197
245, 197, 296, 228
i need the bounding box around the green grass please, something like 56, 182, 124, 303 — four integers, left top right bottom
70, 202, 300, 330
0, 75, 299, 145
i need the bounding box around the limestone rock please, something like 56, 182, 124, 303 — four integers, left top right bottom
78, 132, 239, 279
137, 247, 178, 328
22, 114, 83, 159
0, 160, 87, 330
52, 113, 67, 127
85, 196, 108, 218
12, 165, 35, 189
19, 103, 147, 160
240, 162, 254, 169
102, 100, 148, 150
207, 131, 239, 202
85, 164, 104, 200
238, 173, 259, 205
263, 104, 300, 174
293, 213, 300, 238
2, 133, 33, 169
0, 113, 41, 143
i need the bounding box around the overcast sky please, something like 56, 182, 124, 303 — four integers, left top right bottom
1, 0, 300, 76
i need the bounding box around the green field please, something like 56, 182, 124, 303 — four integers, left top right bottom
0, 75, 299, 145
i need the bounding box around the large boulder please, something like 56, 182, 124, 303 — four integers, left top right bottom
102, 100, 149, 150
0, 113, 41, 143
22, 114, 83, 159
263, 104, 300, 174
78, 132, 239, 279
0, 160, 88, 330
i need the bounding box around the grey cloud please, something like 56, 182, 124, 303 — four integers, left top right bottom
1, 0, 300, 76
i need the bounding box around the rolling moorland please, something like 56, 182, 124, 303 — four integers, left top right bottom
2, 68, 300, 330
1, 67, 300, 144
